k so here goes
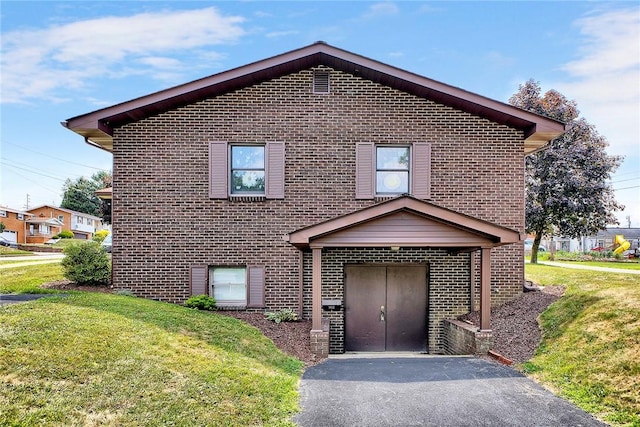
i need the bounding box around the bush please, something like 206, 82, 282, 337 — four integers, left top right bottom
264, 308, 298, 323
92, 230, 110, 243
184, 295, 217, 311
61, 241, 111, 286
57, 230, 74, 239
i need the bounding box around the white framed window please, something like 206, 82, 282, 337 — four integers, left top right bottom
210, 267, 247, 307
0, 210, 6, 218
376, 146, 410, 195
17, 213, 24, 220
58, 215, 64, 223
230, 145, 265, 195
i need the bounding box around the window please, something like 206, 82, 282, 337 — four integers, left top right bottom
376, 146, 409, 194
0, 210, 6, 218
191, 265, 265, 308
210, 267, 247, 307
356, 142, 431, 200
209, 141, 285, 199
58, 215, 64, 223
17, 213, 24, 220
231, 145, 265, 194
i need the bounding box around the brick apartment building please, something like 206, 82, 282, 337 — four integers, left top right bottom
63, 43, 564, 356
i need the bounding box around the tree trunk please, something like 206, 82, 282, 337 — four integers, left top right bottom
530, 231, 544, 264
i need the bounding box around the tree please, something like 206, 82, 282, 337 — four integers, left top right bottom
509, 80, 623, 263
60, 171, 112, 223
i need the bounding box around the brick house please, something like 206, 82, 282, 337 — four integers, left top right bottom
0, 206, 32, 244
63, 43, 564, 356
28, 205, 103, 240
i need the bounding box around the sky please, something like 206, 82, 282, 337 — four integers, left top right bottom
1, 1, 639, 227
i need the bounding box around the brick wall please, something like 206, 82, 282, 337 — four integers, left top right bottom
110, 66, 525, 324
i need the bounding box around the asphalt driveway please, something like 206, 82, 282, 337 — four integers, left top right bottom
295, 356, 607, 427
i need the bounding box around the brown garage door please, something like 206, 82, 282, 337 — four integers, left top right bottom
345, 265, 427, 352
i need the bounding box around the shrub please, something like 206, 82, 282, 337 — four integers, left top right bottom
264, 308, 298, 323
61, 241, 111, 286
184, 295, 217, 311
57, 230, 74, 239
92, 230, 110, 243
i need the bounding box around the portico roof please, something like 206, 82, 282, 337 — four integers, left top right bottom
285, 196, 522, 250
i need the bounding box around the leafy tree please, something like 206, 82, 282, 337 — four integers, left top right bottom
509, 80, 623, 263
60, 171, 112, 223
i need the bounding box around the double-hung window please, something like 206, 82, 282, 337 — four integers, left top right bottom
209, 141, 285, 199
376, 146, 410, 194
231, 146, 265, 194
210, 267, 247, 307
355, 142, 431, 200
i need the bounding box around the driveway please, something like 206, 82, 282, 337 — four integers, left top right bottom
295, 356, 607, 427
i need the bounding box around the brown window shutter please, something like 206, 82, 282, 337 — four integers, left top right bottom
265, 142, 285, 199
412, 142, 431, 199
209, 141, 228, 199
190, 265, 208, 296
247, 265, 265, 308
355, 142, 374, 199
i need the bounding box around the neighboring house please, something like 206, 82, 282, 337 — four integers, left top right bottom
28, 205, 103, 240
585, 228, 640, 252
63, 42, 564, 356
0, 206, 33, 244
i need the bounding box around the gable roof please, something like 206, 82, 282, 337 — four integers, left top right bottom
285, 196, 522, 249
63, 42, 565, 154
28, 205, 102, 221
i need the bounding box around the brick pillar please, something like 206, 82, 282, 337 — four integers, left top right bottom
310, 318, 330, 358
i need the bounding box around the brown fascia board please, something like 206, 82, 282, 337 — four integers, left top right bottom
286, 196, 522, 248
62, 42, 565, 153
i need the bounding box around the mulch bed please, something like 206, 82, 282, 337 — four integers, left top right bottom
42, 281, 563, 367
458, 285, 565, 364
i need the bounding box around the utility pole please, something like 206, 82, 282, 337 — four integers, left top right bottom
23, 194, 30, 211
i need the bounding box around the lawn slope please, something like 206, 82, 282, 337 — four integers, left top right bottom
525, 264, 640, 426
0, 292, 303, 426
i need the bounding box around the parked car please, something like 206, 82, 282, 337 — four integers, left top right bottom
524, 239, 546, 252
101, 234, 112, 253
0, 236, 18, 248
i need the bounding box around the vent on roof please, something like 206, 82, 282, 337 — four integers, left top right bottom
313, 71, 330, 94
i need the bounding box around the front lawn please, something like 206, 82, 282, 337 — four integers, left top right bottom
0, 291, 303, 426
0, 264, 65, 294
542, 260, 640, 270
524, 264, 640, 426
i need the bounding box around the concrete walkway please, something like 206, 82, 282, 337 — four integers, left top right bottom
295, 356, 608, 427
534, 260, 640, 275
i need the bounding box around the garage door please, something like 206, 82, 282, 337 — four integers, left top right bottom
345, 265, 427, 352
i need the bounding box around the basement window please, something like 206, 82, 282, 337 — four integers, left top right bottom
313, 70, 330, 94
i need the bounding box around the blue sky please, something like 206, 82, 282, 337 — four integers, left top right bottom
1, 1, 639, 226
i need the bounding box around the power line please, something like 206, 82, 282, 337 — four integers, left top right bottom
2, 140, 111, 171
613, 185, 640, 191
0, 157, 72, 182
610, 177, 640, 184
1, 162, 68, 182
3, 168, 61, 195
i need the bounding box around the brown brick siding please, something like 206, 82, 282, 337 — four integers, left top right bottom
110, 67, 525, 334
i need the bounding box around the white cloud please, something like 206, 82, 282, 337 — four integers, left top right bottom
266, 30, 300, 38
363, 2, 399, 19
553, 7, 640, 156
551, 7, 640, 226
0, 7, 246, 104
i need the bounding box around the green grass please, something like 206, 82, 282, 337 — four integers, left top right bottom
0, 247, 33, 256
524, 264, 640, 426
0, 264, 66, 294
0, 283, 303, 425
